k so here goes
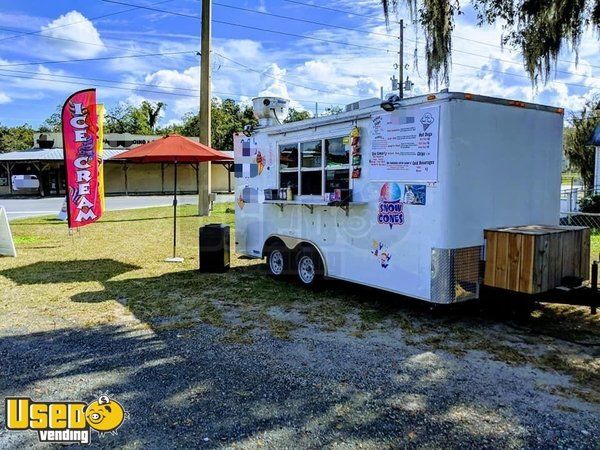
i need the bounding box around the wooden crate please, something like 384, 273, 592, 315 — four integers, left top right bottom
483, 225, 591, 294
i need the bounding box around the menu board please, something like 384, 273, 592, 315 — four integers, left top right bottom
370, 106, 439, 181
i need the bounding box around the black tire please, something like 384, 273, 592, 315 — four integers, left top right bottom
266, 245, 290, 278
295, 247, 323, 287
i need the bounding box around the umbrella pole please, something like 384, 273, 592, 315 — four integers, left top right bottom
166, 162, 183, 263
173, 162, 177, 258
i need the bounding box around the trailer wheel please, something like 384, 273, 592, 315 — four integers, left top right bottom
267, 245, 289, 277
296, 247, 323, 286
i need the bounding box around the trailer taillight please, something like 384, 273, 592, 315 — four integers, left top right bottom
555, 108, 564, 114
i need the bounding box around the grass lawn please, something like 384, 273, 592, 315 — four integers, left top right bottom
1, 203, 599, 400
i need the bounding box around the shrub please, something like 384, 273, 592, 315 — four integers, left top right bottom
579, 194, 600, 213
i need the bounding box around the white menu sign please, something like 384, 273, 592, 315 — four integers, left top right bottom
370, 106, 440, 181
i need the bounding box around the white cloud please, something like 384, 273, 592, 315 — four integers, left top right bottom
0, 12, 48, 29
0, 91, 11, 104
214, 39, 263, 63
120, 94, 147, 108
163, 118, 184, 129
4, 1, 597, 128
258, 63, 289, 98
298, 60, 335, 83
355, 78, 379, 97
41, 11, 105, 58
144, 67, 199, 91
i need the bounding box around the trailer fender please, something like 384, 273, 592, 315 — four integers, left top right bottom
262, 234, 328, 276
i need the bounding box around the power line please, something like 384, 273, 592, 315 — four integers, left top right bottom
0, 56, 356, 104
280, 0, 394, 24
100, 0, 397, 53
0, 53, 360, 104
280, 0, 600, 71
0, 26, 162, 56
0, 69, 348, 107
445, 47, 600, 80
0, 67, 199, 93
100, 0, 202, 19
450, 61, 595, 90
101, 0, 598, 80
0, 0, 175, 43
2, 0, 594, 97
0, 71, 195, 98
0, 50, 195, 68
0, 9, 368, 101
210, 3, 599, 80
214, 53, 358, 98
2, 20, 594, 82
212, 2, 397, 40
7, 50, 589, 107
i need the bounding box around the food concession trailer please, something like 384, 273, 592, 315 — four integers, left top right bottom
234, 92, 592, 304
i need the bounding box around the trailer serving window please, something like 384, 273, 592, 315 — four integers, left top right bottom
278, 136, 350, 197
325, 137, 349, 194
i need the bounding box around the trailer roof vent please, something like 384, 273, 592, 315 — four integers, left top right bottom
345, 98, 381, 112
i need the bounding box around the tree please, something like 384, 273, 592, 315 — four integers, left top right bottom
322, 106, 344, 117
563, 98, 600, 191
138, 101, 165, 132
174, 98, 258, 151
105, 101, 165, 134
38, 106, 62, 133
380, 0, 600, 87
284, 108, 312, 123
0, 123, 34, 152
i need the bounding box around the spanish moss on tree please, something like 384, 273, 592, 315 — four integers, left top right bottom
380, 0, 600, 88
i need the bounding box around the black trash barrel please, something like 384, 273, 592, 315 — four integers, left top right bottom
199, 224, 230, 272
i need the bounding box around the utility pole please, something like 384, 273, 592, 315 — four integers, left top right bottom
198, 0, 211, 216
399, 19, 404, 99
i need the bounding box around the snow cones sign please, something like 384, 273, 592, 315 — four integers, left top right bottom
61, 89, 104, 228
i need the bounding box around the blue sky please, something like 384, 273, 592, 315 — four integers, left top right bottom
0, 0, 598, 129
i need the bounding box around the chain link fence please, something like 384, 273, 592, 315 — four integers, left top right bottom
560, 212, 600, 229
560, 183, 600, 229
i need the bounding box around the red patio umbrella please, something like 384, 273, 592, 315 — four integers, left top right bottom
111, 134, 233, 262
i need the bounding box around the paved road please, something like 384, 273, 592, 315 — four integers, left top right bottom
0, 195, 234, 221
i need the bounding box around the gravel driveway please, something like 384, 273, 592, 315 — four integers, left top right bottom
0, 309, 597, 449
0, 204, 597, 449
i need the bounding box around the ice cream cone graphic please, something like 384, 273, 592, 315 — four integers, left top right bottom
237, 195, 245, 209
256, 151, 265, 175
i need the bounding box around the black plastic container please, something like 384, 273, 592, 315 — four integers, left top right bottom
199, 224, 230, 272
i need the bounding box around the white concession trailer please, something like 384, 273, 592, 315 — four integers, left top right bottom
234, 91, 580, 304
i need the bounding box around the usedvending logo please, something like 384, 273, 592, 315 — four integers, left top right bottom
378, 182, 404, 228
5, 394, 127, 444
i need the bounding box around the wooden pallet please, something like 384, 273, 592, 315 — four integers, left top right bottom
484, 225, 591, 294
